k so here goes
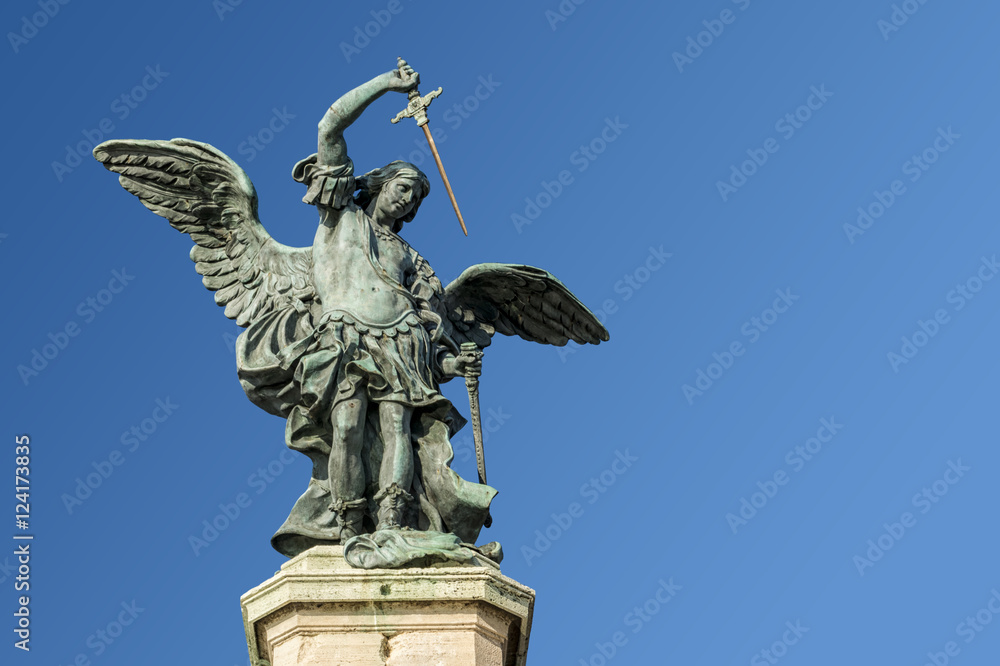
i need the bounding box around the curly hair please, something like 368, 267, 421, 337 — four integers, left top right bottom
354, 161, 431, 233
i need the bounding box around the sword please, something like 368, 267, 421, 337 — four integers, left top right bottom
390, 57, 469, 236
460, 341, 491, 528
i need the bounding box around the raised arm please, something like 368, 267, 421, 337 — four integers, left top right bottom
318, 64, 419, 166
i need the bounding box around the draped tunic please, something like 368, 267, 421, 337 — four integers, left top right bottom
234, 157, 495, 557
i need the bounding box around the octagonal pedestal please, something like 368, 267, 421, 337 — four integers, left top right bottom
241, 545, 535, 666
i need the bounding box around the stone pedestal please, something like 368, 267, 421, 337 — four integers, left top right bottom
241, 545, 535, 666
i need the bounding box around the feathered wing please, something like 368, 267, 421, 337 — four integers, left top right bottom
93, 138, 315, 327
439, 263, 610, 349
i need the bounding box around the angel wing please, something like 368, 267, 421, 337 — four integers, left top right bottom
93, 138, 315, 327
439, 263, 610, 349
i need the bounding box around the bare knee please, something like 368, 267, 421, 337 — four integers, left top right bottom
332, 399, 365, 445
379, 402, 409, 438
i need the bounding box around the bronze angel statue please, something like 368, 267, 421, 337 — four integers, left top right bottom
94, 62, 608, 568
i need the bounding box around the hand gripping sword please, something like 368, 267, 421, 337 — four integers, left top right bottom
460, 341, 491, 527
390, 57, 469, 236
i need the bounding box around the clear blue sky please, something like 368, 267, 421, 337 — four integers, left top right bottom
4, 1, 1000, 664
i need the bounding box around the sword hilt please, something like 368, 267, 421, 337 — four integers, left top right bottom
460, 343, 483, 382
390, 58, 441, 127
460, 341, 483, 359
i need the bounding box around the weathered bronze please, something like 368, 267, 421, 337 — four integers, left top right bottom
94, 62, 608, 568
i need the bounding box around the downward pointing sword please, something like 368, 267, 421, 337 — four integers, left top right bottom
390, 57, 469, 236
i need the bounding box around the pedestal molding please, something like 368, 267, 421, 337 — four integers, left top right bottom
241, 545, 535, 665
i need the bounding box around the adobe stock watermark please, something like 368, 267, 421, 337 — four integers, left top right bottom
188, 448, 298, 556
545, 0, 587, 31
511, 116, 628, 233
236, 107, 295, 162
921, 587, 1000, 666
391, 75, 501, 168
521, 449, 638, 566
7, 0, 71, 54
0, 558, 17, 585
61, 398, 180, 514
222, 327, 241, 355
844, 126, 959, 244
56, 600, 145, 665
213, 0, 244, 21
852, 459, 970, 576
451, 406, 512, 465
682, 288, 799, 404
717, 85, 833, 202
877, 0, 933, 41
557, 244, 672, 363
339, 0, 408, 63
52, 65, 170, 182
672, 0, 754, 73
886, 255, 997, 373
16, 268, 136, 386
725, 416, 844, 534
577, 577, 682, 666
750, 620, 810, 666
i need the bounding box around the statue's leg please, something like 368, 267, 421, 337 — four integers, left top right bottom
327, 390, 368, 539
378, 400, 413, 489
375, 400, 414, 530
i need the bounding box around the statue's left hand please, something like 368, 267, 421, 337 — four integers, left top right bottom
442, 351, 482, 378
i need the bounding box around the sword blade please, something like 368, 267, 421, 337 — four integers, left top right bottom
421, 124, 469, 236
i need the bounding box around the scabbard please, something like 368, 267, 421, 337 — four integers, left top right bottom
462, 342, 492, 528
466, 375, 487, 486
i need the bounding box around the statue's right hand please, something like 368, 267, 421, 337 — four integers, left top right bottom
387, 60, 420, 93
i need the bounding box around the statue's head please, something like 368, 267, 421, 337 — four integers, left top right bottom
355, 161, 431, 233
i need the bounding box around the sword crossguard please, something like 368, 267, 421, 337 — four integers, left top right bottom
390, 87, 442, 127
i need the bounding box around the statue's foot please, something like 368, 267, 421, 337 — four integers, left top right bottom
374, 483, 413, 531
328, 497, 367, 540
